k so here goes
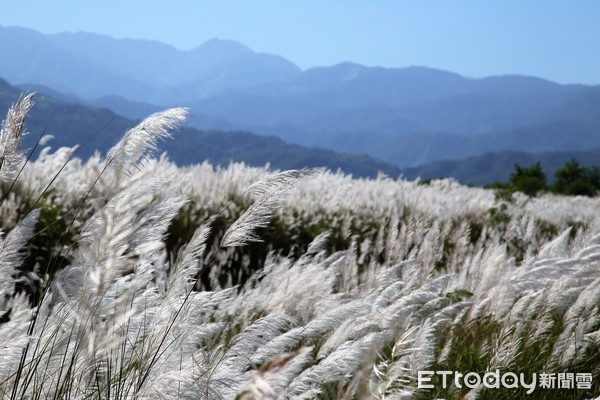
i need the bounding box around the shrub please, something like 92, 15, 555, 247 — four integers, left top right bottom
552, 159, 600, 196
508, 162, 547, 196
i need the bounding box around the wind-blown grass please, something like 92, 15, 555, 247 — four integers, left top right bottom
0, 98, 598, 399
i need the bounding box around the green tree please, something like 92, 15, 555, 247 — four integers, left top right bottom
508, 162, 547, 196
552, 159, 600, 196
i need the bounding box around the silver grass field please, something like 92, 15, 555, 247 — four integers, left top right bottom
0, 96, 598, 399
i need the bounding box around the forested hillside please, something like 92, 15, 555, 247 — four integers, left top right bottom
0, 78, 400, 178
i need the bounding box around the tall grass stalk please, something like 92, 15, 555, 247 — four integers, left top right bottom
0, 100, 598, 399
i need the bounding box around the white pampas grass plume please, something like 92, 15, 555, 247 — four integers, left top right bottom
0, 93, 34, 182
305, 231, 330, 256
288, 332, 382, 396
245, 168, 316, 195
221, 169, 316, 247
169, 221, 212, 296
0, 210, 39, 296
106, 107, 189, 172
538, 227, 572, 259
408, 318, 437, 374
237, 348, 311, 400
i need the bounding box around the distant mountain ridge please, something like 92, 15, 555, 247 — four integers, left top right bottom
10, 73, 600, 187
3, 25, 600, 173
0, 26, 300, 103
313, 120, 600, 168
0, 78, 400, 178
187, 64, 589, 136
402, 149, 600, 186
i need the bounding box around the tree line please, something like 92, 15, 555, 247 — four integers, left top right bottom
487, 159, 600, 197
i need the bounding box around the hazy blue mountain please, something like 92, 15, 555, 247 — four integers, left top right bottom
299, 104, 423, 137
244, 63, 469, 103
16, 81, 165, 121
0, 26, 155, 100
89, 95, 240, 130
402, 149, 600, 186
279, 90, 578, 139
186, 65, 473, 126
16, 82, 83, 104
0, 26, 301, 104
87, 95, 162, 120
180, 67, 599, 169
534, 88, 600, 127
185, 64, 591, 139
308, 120, 600, 169
17, 82, 162, 120
19, 80, 243, 130
4, 25, 600, 174
45, 33, 253, 87
389, 92, 572, 134
158, 52, 301, 103
0, 78, 399, 178
172, 130, 401, 178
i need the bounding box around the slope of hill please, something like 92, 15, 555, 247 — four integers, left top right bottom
0, 26, 301, 104
0, 78, 399, 178
534, 88, 600, 127
0, 27, 155, 100
181, 66, 595, 159
311, 120, 600, 168
402, 149, 600, 185
16, 83, 243, 130
45, 33, 253, 87
87, 95, 163, 120
171, 130, 400, 178
186, 63, 589, 134
158, 52, 301, 104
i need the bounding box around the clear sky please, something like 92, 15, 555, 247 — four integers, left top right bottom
2, 0, 599, 84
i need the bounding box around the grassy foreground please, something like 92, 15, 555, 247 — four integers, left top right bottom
0, 96, 598, 399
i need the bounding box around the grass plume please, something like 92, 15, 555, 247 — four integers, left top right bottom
0, 99, 597, 399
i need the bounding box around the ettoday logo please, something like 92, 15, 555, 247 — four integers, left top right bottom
418, 370, 593, 394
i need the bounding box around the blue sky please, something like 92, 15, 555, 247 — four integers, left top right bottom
2, 0, 599, 84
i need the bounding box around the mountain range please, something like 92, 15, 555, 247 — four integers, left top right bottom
0, 26, 299, 103
0, 78, 400, 178
2, 25, 600, 180
403, 149, 600, 186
